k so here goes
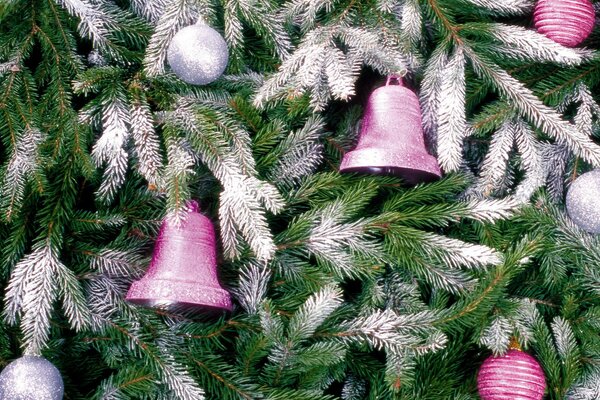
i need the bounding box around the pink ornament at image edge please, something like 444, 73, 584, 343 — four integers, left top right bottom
339, 76, 442, 185
126, 200, 233, 312
477, 349, 546, 400
534, 0, 595, 47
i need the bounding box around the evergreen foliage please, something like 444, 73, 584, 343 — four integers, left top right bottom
0, 0, 599, 398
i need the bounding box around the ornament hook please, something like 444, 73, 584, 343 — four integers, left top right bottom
386, 75, 404, 86
386, 68, 408, 86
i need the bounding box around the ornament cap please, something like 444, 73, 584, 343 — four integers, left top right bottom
187, 199, 200, 213
508, 337, 522, 351
386, 75, 404, 86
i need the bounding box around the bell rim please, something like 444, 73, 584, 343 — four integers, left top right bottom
126, 298, 232, 314
126, 278, 233, 312
341, 165, 441, 184
339, 147, 442, 185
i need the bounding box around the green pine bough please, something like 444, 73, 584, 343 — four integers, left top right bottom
0, 0, 599, 398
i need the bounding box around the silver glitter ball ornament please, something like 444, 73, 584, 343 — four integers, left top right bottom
566, 169, 600, 234
167, 23, 229, 85
0, 356, 64, 400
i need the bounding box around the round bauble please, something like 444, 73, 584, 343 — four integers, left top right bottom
477, 349, 546, 400
167, 23, 229, 85
566, 170, 600, 233
534, 0, 595, 47
0, 356, 64, 400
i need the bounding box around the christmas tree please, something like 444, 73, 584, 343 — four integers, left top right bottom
0, 0, 599, 398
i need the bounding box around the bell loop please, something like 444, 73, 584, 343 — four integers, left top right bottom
386, 75, 404, 86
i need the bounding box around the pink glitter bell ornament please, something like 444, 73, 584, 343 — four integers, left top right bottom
534, 0, 595, 47
477, 348, 546, 400
339, 76, 441, 185
126, 201, 233, 312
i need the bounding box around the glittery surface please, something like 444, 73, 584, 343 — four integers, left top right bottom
0, 356, 64, 400
126, 201, 233, 312
339, 77, 441, 185
167, 23, 229, 85
534, 0, 595, 47
477, 350, 546, 400
566, 169, 600, 233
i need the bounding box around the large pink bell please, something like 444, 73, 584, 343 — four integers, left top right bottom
340, 76, 441, 185
126, 201, 233, 312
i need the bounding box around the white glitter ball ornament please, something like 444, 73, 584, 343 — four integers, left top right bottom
566, 170, 600, 234
167, 23, 229, 85
0, 355, 64, 400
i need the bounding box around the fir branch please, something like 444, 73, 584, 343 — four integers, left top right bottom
541, 142, 569, 202
232, 0, 291, 60
483, 23, 590, 66
436, 46, 467, 172
4, 245, 90, 353
234, 263, 272, 314
129, 84, 163, 187
167, 100, 284, 260
255, 25, 407, 109
336, 309, 445, 353
191, 355, 258, 400
260, 300, 285, 344
287, 285, 343, 343
87, 274, 136, 329
400, 0, 423, 49
92, 83, 131, 203
104, 319, 206, 400
551, 316, 581, 387
567, 368, 600, 400
513, 119, 545, 202
307, 202, 385, 278
88, 248, 145, 277
472, 119, 515, 196
130, 0, 168, 23
54, 0, 112, 50
461, 0, 533, 15
387, 225, 502, 270
479, 315, 511, 355
0, 127, 45, 221
420, 42, 449, 144
282, 0, 336, 31
341, 376, 367, 400
163, 137, 196, 219
465, 49, 600, 167
268, 115, 325, 187
159, 350, 206, 400
462, 197, 519, 223
94, 369, 156, 400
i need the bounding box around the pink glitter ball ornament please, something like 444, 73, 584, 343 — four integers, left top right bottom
126, 201, 233, 313
477, 349, 546, 400
534, 0, 595, 47
339, 76, 441, 185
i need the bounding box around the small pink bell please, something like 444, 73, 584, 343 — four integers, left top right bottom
534, 0, 595, 47
340, 76, 441, 185
126, 201, 233, 312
